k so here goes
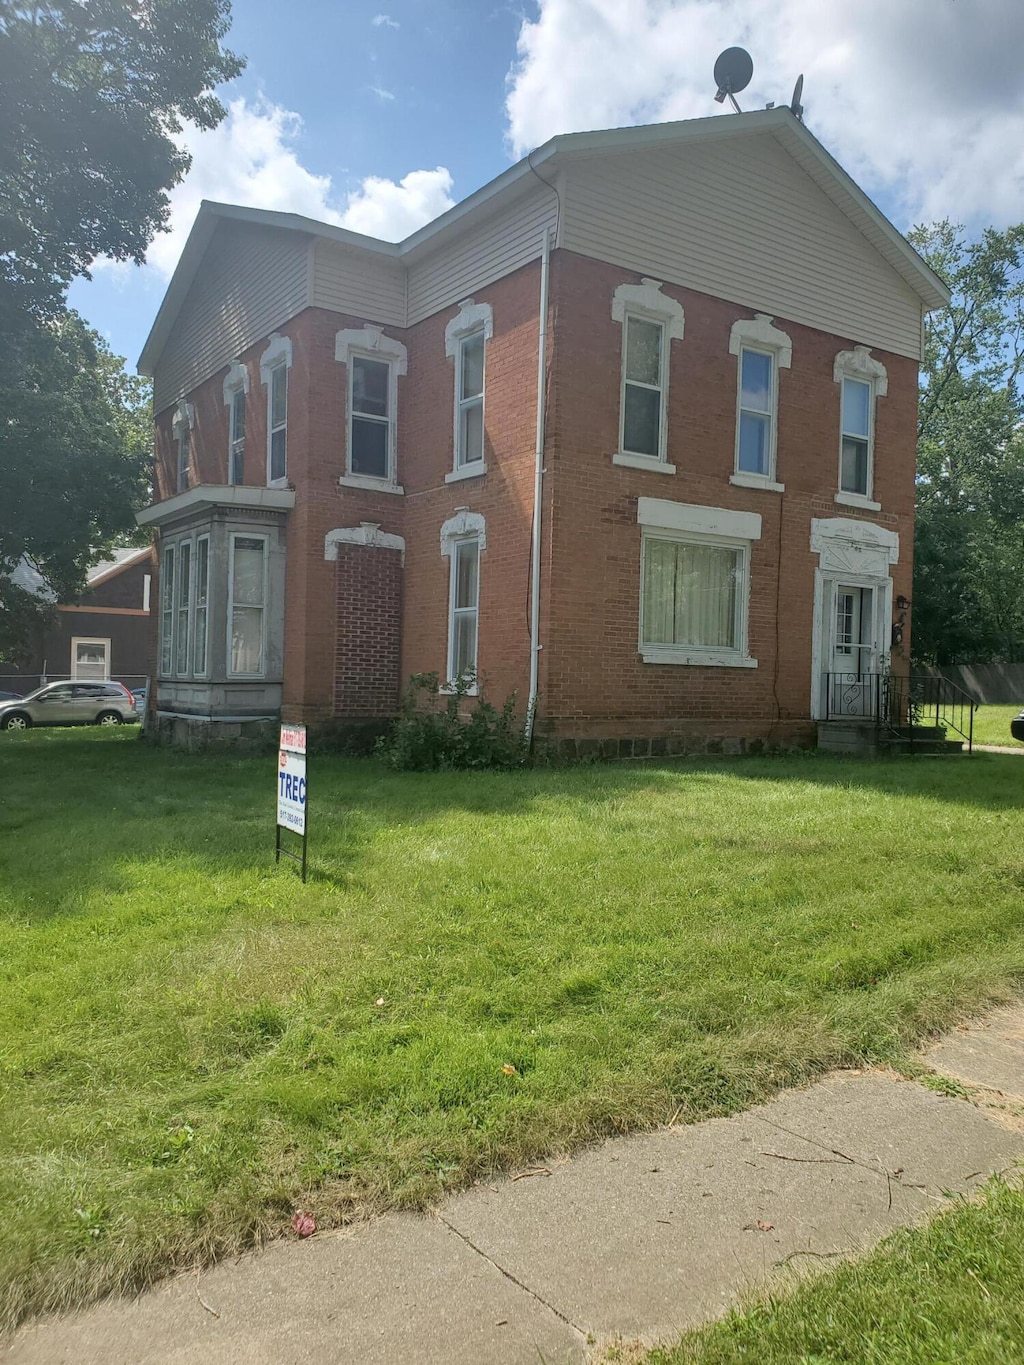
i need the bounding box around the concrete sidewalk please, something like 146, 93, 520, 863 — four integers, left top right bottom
6, 1007, 1024, 1365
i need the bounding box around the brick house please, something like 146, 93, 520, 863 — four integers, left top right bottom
137, 109, 948, 754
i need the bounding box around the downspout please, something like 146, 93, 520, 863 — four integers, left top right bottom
525, 226, 551, 748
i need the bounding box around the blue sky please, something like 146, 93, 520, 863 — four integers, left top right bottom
69, 0, 1024, 372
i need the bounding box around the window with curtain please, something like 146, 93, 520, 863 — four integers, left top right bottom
642, 536, 743, 654
229, 536, 267, 675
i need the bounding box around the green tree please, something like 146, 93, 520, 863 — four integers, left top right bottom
910, 221, 1024, 664
0, 313, 152, 662
0, 0, 240, 658
0, 0, 243, 325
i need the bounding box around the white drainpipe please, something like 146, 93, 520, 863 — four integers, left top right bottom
525, 227, 551, 748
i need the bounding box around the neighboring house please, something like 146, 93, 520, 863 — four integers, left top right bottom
136, 108, 949, 754
3, 549, 155, 692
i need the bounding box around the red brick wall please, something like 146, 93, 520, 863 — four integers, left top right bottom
333, 542, 403, 717
540, 251, 918, 741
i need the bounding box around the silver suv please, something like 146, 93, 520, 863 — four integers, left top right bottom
0, 681, 139, 731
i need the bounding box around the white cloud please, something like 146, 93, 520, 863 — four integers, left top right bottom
372, 13, 400, 27
339, 167, 455, 240
370, 85, 396, 101
93, 97, 455, 279
505, 0, 1024, 228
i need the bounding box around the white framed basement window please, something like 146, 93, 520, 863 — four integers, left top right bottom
611, 280, 685, 473
636, 498, 761, 668
444, 299, 493, 481
834, 347, 888, 510
336, 327, 408, 493
228, 533, 268, 677
260, 334, 292, 488
729, 315, 791, 491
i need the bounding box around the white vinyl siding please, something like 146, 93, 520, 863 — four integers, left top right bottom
228, 534, 268, 677
312, 241, 406, 327
153, 223, 309, 415
406, 188, 557, 326
561, 138, 924, 361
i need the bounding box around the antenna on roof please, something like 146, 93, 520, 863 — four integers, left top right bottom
713, 48, 753, 113
790, 74, 804, 122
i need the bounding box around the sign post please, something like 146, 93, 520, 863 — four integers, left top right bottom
275, 723, 308, 882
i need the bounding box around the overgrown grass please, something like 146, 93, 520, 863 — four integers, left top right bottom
653, 1176, 1024, 1363
2, 730, 1024, 1329
971, 704, 1024, 748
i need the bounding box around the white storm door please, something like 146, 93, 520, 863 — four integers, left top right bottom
828, 585, 876, 717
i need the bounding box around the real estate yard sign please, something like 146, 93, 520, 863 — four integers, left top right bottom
276, 723, 308, 881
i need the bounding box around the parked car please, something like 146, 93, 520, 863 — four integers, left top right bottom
131, 686, 148, 713
1011, 709, 1024, 742
0, 680, 138, 731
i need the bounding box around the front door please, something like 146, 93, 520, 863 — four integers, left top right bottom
828, 584, 877, 717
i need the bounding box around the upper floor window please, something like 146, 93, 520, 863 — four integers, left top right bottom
728, 315, 791, 491
610, 280, 684, 473
259, 334, 293, 488
223, 361, 249, 487
444, 299, 493, 480
336, 327, 408, 493
172, 400, 194, 494
833, 346, 888, 509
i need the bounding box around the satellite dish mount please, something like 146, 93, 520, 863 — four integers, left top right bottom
713, 47, 753, 113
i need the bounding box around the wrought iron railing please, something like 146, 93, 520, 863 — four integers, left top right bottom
824, 671, 976, 752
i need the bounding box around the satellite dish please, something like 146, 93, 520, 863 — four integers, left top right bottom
713, 48, 753, 111
790, 74, 804, 121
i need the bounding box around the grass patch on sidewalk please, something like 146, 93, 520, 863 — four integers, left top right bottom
1, 730, 1024, 1329
654, 1176, 1024, 1364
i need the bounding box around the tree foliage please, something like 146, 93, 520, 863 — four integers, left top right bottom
910, 221, 1024, 664
0, 0, 242, 325
0, 0, 240, 660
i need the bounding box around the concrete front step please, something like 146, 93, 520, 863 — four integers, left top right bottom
818, 722, 967, 757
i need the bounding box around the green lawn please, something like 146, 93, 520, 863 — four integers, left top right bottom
654, 1176, 1024, 1364
2, 730, 1024, 1330
971, 704, 1024, 748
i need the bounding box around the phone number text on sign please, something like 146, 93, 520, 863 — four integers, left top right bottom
277, 749, 307, 834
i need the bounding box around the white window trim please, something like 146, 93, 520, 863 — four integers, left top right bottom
834, 347, 888, 506
192, 534, 211, 679
440, 510, 486, 694
325, 522, 406, 563
445, 298, 493, 479
223, 361, 249, 487
142, 573, 151, 614
259, 334, 292, 489
227, 532, 269, 679
336, 326, 407, 493
729, 315, 791, 490
636, 499, 760, 668
171, 400, 194, 495
611, 279, 684, 471
70, 637, 110, 680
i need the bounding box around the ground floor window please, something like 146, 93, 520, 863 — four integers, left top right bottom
640, 530, 751, 665
71, 637, 110, 680
448, 538, 480, 683
229, 534, 268, 676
